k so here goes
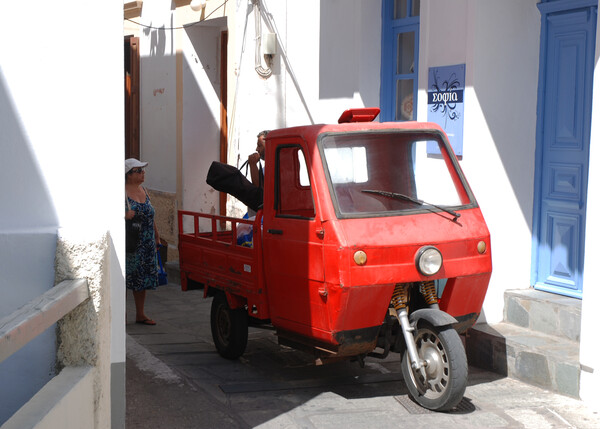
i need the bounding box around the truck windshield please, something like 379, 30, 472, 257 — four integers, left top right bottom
320, 131, 474, 218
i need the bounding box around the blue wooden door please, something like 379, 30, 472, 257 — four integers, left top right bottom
533, 2, 597, 298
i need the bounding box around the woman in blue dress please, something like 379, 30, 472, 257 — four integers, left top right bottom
125, 158, 160, 325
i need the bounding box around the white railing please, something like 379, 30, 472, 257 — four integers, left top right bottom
0, 279, 92, 429
0, 279, 89, 364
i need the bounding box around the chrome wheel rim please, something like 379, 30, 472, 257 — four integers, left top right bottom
410, 327, 450, 398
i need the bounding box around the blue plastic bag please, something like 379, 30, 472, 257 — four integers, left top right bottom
236, 213, 254, 247
157, 246, 168, 285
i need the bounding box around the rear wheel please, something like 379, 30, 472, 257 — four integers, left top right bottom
401, 322, 467, 411
210, 292, 248, 359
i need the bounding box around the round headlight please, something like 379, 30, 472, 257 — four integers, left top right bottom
354, 250, 367, 266
416, 246, 443, 276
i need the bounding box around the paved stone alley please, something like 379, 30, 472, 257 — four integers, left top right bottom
126, 283, 600, 428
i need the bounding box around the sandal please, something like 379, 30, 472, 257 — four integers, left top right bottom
135, 318, 156, 325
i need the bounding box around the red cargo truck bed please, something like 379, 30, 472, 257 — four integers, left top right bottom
178, 210, 270, 318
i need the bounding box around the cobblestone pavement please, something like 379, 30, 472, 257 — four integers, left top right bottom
126, 284, 600, 428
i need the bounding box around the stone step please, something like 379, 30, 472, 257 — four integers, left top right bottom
504, 289, 581, 342
164, 261, 181, 286
466, 321, 580, 398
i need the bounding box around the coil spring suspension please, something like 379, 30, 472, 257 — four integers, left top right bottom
420, 280, 438, 305
390, 283, 427, 375
391, 283, 409, 311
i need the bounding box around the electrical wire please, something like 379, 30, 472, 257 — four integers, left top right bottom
258, 0, 314, 124
253, 0, 272, 78
125, 0, 229, 30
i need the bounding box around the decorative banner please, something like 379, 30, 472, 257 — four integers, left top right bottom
427, 64, 465, 156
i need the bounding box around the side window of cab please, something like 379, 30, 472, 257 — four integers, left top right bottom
275, 145, 315, 219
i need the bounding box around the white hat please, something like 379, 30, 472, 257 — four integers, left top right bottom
125, 158, 148, 174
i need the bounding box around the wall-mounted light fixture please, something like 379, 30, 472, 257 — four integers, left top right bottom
190, 0, 206, 11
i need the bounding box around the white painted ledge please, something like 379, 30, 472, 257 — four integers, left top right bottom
0, 366, 94, 429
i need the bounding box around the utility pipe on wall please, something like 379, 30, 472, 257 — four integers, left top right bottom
253, 0, 272, 78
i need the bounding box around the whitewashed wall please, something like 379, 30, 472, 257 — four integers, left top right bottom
228, 0, 382, 175
579, 8, 600, 411
0, 0, 125, 426
138, 1, 178, 194
136, 0, 381, 216
136, 3, 227, 217
419, 0, 540, 324
421, 0, 600, 409
182, 22, 225, 213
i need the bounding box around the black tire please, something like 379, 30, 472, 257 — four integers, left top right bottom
210, 292, 248, 359
401, 322, 468, 411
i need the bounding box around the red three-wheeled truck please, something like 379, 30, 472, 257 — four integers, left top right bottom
178, 108, 492, 411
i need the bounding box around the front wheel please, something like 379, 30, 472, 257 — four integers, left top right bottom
210, 292, 248, 359
401, 322, 467, 411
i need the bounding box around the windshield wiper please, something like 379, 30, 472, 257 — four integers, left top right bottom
362, 189, 461, 222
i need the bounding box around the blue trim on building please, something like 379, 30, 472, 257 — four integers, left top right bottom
380, 0, 420, 122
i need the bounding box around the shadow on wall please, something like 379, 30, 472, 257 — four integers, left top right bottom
185, 23, 223, 98
135, 18, 225, 248
253, 0, 304, 123
319, 1, 359, 99
471, 4, 539, 232
144, 15, 170, 57
181, 23, 223, 213
0, 71, 60, 424
319, 0, 381, 107
0, 71, 59, 231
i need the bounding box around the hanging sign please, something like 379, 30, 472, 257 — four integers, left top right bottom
427, 64, 465, 156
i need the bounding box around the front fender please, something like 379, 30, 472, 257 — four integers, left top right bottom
409, 308, 457, 328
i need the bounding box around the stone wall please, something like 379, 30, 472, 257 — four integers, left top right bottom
147, 189, 178, 262
54, 229, 111, 429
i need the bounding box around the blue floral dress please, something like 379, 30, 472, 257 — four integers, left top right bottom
126, 192, 158, 291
